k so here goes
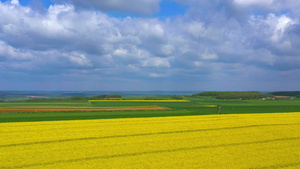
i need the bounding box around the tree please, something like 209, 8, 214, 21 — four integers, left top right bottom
91, 95, 108, 100
107, 94, 122, 98
67, 96, 88, 101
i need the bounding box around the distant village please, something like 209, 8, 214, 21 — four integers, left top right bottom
259, 96, 293, 100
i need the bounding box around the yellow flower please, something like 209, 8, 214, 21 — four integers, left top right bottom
1, 112, 299, 168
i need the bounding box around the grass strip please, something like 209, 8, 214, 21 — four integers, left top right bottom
89, 100, 190, 102
0, 106, 158, 109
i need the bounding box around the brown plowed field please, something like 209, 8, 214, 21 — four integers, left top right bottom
0, 106, 170, 113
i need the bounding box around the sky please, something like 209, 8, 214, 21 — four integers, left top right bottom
0, 0, 300, 91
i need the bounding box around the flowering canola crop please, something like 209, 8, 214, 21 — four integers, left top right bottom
1, 113, 300, 168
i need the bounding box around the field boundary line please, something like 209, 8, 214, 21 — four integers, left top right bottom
0, 105, 158, 109
0, 106, 170, 113
88, 100, 190, 102
253, 162, 300, 169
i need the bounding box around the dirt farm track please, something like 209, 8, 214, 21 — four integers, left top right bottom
0, 106, 170, 113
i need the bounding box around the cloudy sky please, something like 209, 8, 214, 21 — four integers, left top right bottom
0, 0, 300, 91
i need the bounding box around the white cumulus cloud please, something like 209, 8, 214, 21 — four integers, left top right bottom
149, 73, 166, 78
142, 57, 171, 68
0, 0, 300, 90
65, 52, 92, 67
234, 0, 273, 6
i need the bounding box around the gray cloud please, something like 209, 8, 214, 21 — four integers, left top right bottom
58, 0, 161, 15
0, 0, 299, 90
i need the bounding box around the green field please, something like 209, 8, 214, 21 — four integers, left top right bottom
0, 101, 90, 107
90, 100, 193, 109
1, 96, 300, 168
1, 97, 300, 123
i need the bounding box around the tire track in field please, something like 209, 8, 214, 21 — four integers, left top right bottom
253, 162, 300, 169
1, 123, 299, 147
2, 113, 299, 127
0, 116, 237, 128
0, 117, 262, 133
7, 137, 300, 169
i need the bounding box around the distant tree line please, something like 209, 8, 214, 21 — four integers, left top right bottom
22, 97, 89, 102
18, 94, 123, 102
192, 91, 273, 100
143, 97, 166, 100
268, 91, 300, 96
91, 94, 122, 100
171, 95, 183, 100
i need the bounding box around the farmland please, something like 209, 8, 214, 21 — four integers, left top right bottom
1, 98, 300, 122
1, 113, 299, 168
1, 96, 300, 168
0, 106, 169, 113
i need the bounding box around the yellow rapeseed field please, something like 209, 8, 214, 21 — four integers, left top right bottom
1, 113, 300, 168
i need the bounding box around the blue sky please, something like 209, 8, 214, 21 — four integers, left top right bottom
0, 0, 300, 91
0, 0, 188, 17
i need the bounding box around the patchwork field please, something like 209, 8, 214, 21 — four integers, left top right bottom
89, 99, 192, 109
2, 99, 300, 123
1, 112, 299, 168
0, 100, 187, 112
0, 106, 169, 113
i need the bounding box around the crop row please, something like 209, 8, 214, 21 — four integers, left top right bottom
1, 112, 299, 168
